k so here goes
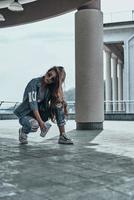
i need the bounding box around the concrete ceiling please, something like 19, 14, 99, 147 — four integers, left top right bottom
0, 0, 37, 8
0, 0, 91, 28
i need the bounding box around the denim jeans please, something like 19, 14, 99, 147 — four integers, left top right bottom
19, 103, 65, 134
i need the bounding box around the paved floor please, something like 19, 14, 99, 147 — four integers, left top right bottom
1, 120, 134, 200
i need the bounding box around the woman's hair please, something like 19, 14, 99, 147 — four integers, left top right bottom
46, 66, 67, 122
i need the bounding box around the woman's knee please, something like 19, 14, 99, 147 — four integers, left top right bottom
29, 119, 39, 132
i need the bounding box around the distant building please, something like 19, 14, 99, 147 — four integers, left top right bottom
103, 18, 134, 113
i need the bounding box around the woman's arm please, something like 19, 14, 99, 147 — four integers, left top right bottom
33, 110, 46, 130
26, 79, 46, 130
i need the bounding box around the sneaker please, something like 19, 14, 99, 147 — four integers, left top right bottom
40, 122, 52, 137
58, 133, 73, 145
19, 128, 28, 144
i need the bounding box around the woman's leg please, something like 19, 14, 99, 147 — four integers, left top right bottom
52, 103, 66, 135
18, 116, 39, 144
53, 103, 73, 144
58, 125, 65, 136
19, 116, 39, 133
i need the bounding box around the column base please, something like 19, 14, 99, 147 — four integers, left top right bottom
76, 122, 103, 130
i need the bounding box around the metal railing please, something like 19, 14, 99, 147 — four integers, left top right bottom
1, 100, 134, 114
0, 101, 76, 114
104, 100, 126, 113
0, 101, 20, 114
68, 100, 134, 114
104, 100, 134, 113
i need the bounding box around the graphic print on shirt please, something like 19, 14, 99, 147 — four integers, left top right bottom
28, 91, 37, 102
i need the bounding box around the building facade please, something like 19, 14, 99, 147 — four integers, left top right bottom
103, 21, 134, 113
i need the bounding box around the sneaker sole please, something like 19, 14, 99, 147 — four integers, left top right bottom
58, 140, 74, 145
19, 141, 28, 145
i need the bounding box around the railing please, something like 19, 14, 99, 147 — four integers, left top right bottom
104, 100, 134, 113
0, 101, 20, 114
104, 100, 126, 113
67, 101, 75, 114
68, 100, 134, 114
104, 10, 134, 24
0, 101, 76, 114
1, 100, 134, 115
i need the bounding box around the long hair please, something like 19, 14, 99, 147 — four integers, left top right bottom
46, 66, 67, 122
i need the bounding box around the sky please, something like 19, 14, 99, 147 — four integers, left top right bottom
0, 0, 134, 102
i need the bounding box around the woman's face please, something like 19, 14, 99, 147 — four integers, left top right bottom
44, 70, 57, 84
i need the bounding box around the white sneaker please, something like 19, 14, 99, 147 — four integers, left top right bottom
40, 122, 52, 137
58, 133, 73, 145
19, 128, 28, 144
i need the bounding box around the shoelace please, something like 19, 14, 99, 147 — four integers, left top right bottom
62, 134, 70, 140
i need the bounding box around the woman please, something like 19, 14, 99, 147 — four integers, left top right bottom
14, 66, 73, 145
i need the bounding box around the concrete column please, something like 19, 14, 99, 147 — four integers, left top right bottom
75, 1, 104, 130
111, 53, 118, 112
117, 59, 123, 111
104, 48, 112, 112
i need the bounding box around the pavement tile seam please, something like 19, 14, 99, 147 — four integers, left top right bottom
86, 174, 134, 193
106, 186, 133, 198
29, 185, 106, 199
28, 185, 81, 199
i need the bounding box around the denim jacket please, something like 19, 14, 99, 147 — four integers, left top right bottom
14, 77, 51, 118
